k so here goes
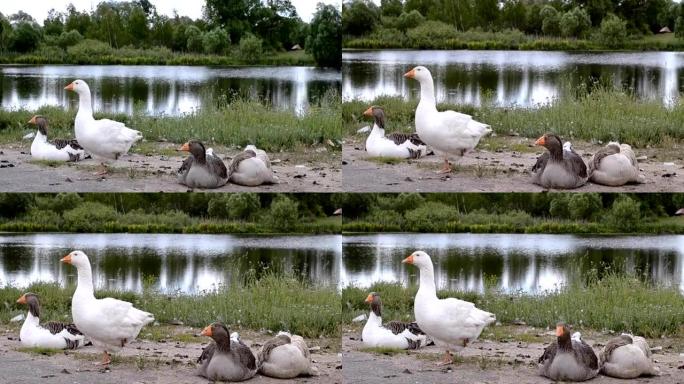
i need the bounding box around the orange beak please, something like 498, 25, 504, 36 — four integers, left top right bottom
363, 106, 373, 117
403, 68, 416, 79
555, 325, 564, 337
535, 136, 546, 146
60, 254, 72, 264
364, 294, 373, 304
28, 116, 37, 125
402, 255, 414, 264
179, 143, 190, 152
200, 325, 212, 337
64, 82, 75, 91
16, 294, 26, 304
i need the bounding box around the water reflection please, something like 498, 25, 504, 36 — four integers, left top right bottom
0, 65, 341, 115
342, 50, 684, 107
0, 233, 341, 293
341, 234, 684, 294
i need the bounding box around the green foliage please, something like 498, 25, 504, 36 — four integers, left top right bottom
238, 33, 263, 64
62, 201, 118, 232
597, 14, 628, 47
0, 194, 35, 218
227, 193, 261, 221
66, 39, 112, 62
307, 4, 341, 68
202, 27, 229, 55
560, 7, 591, 38
568, 193, 603, 220
541, 5, 561, 36
404, 201, 459, 232
396, 10, 425, 32
269, 196, 300, 231
46, 193, 83, 214
11, 22, 41, 53
184, 25, 203, 53
549, 195, 570, 218
608, 196, 642, 231
56, 29, 83, 49
407, 20, 457, 48
342, 0, 380, 36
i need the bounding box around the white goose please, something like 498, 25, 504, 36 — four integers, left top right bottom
229, 145, 279, 186
589, 142, 646, 186
16, 293, 86, 350
28, 116, 86, 162
404, 66, 491, 173
402, 251, 495, 364
359, 106, 427, 159
258, 331, 319, 378
361, 292, 427, 350
61, 250, 154, 366
599, 334, 660, 378
65, 80, 143, 175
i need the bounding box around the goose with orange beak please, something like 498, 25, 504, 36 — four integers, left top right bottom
61, 250, 154, 367
404, 66, 491, 173
538, 323, 599, 381
16, 292, 86, 350
197, 322, 257, 381
26, 115, 86, 162
532, 133, 588, 189
176, 140, 228, 189
358, 106, 427, 159
361, 292, 427, 350
402, 251, 495, 365
64, 79, 143, 175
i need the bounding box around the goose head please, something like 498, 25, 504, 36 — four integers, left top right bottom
363, 106, 385, 129
364, 292, 383, 317
535, 133, 563, 154
402, 250, 432, 270
179, 140, 207, 162
28, 115, 48, 136
555, 322, 572, 346
60, 250, 91, 270
404, 66, 432, 84
64, 79, 91, 96
16, 292, 41, 318
244, 145, 258, 153
201, 322, 232, 348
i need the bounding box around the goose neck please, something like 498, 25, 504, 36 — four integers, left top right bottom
75, 263, 95, 298
367, 311, 382, 326
77, 91, 94, 117
417, 264, 437, 295
370, 124, 385, 137
418, 78, 437, 107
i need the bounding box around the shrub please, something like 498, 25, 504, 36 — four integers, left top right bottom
239, 33, 263, 64
307, 4, 341, 67
51, 193, 83, 214
407, 20, 458, 48
66, 39, 112, 62
0, 194, 35, 218
57, 30, 83, 49
23, 209, 62, 228
366, 209, 403, 229
63, 202, 117, 232
393, 193, 425, 213
597, 14, 627, 48
549, 195, 570, 218
207, 195, 230, 218
541, 5, 561, 36
10, 22, 41, 53
608, 197, 642, 231
227, 193, 260, 221
397, 10, 425, 32
185, 25, 203, 53
269, 196, 299, 231
568, 193, 602, 220
404, 202, 459, 232
202, 27, 229, 54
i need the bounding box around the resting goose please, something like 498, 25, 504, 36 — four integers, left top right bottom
27, 116, 86, 162
61, 251, 154, 366
362, 292, 427, 350
65, 80, 143, 175
402, 251, 495, 364
404, 66, 491, 173
258, 331, 319, 378
229, 145, 279, 186
538, 323, 599, 381
197, 322, 257, 382
599, 334, 660, 378
589, 142, 645, 186
359, 106, 427, 159
16, 293, 85, 350
532, 141, 575, 173
177, 140, 228, 189
532, 133, 588, 189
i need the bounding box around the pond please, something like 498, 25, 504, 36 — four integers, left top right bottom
0, 233, 341, 294
341, 234, 684, 294
0, 65, 341, 115
342, 50, 684, 107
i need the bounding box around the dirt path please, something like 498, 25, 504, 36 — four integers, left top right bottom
343, 136, 684, 192
0, 326, 341, 384
0, 143, 341, 193
342, 327, 683, 384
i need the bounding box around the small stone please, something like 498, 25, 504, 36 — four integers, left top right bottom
402, 369, 412, 374
10, 314, 24, 323
61, 369, 70, 374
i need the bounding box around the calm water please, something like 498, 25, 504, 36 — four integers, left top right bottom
0, 233, 341, 293
341, 234, 684, 294
343, 50, 684, 107
0, 65, 341, 115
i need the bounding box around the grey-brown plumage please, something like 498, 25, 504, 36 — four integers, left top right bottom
34, 116, 85, 153
387, 132, 426, 147
599, 334, 632, 366
19, 293, 85, 350
258, 333, 291, 365
599, 334, 660, 378
532, 134, 588, 189
177, 141, 228, 189
228, 150, 257, 176
362, 292, 428, 350
197, 323, 257, 382
538, 323, 599, 381
588, 143, 620, 175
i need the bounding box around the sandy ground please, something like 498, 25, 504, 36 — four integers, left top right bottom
0, 325, 341, 384
0, 143, 341, 193
343, 136, 684, 192
342, 326, 684, 384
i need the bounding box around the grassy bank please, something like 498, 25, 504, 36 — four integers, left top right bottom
0, 91, 341, 152
344, 88, 684, 148
344, 31, 684, 51
1, 275, 340, 338
342, 275, 684, 338
0, 48, 316, 67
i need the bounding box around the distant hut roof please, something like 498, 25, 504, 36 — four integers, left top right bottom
659, 26, 672, 33
676, 208, 684, 216
291, 44, 302, 50
333, 208, 342, 216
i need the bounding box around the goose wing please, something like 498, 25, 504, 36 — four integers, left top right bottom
565, 151, 588, 179
198, 342, 216, 364
207, 153, 228, 179
258, 334, 291, 364
590, 145, 620, 174
599, 334, 632, 365
572, 339, 599, 370
229, 151, 256, 176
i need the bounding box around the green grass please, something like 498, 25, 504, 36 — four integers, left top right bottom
344, 87, 684, 148
1, 274, 340, 339
342, 275, 684, 338
0, 91, 341, 153
359, 346, 406, 355
16, 347, 62, 356
367, 157, 404, 165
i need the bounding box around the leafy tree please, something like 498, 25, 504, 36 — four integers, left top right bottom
342, 0, 380, 36
227, 193, 260, 220
524, 3, 544, 34
549, 195, 570, 218
129, 5, 149, 44
203, 27, 230, 54
397, 10, 425, 32
568, 193, 602, 220
44, 9, 65, 36
185, 25, 203, 52
598, 14, 627, 47
9, 11, 36, 24
541, 5, 561, 36
474, 0, 500, 29
307, 3, 341, 68
269, 196, 299, 230
608, 197, 642, 231
239, 33, 263, 63
560, 7, 591, 38
0, 194, 34, 218
64, 4, 93, 36
204, 0, 261, 43
57, 30, 84, 49
0, 14, 12, 52
11, 22, 41, 53
381, 0, 404, 17
501, 0, 527, 31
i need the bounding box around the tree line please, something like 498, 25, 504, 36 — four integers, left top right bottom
343, 0, 684, 47
0, 0, 341, 67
